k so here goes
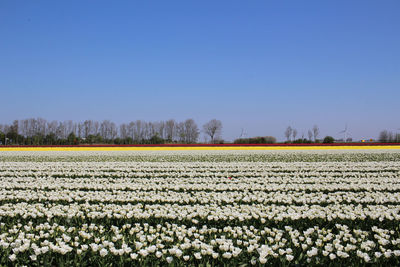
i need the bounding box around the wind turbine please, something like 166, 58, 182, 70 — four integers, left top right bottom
339, 124, 349, 142
239, 128, 247, 139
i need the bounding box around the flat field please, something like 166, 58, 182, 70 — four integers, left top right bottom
1, 149, 400, 266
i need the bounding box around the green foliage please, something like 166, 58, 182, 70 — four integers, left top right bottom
323, 136, 335, 143
67, 132, 78, 145
234, 136, 276, 144
148, 135, 165, 144
291, 138, 313, 144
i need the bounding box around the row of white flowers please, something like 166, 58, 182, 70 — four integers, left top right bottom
0, 150, 399, 265
1, 221, 400, 264
1, 202, 399, 222
1, 189, 400, 205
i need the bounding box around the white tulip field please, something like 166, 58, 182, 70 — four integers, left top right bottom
0, 149, 400, 266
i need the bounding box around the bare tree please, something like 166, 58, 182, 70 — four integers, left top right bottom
127, 122, 135, 140
292, 129, 298, 141
176, 122, 185, 143
100, 120, 113, 140
77, 122, 83, 138
165, 119, 176, 142
83, 120, 93, 138
93, 121, 100, 136
379, 130, 389, 142
312, 125, 320, 142
308, 130, 313, 141
47, 120, 58, 136
388, 132, 394, 142
109, 122, 117, 140
36, 118, 46, 136
184, 119, 199, 143
119, 123, 128, 139
134, 120, 144, 142
284, 126, 293, 142
203, 119, 222, 143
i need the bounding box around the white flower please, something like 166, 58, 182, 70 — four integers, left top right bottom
329, 253, 336, 260
100, 248, 108, 257
9, 254, 17, 262
222, 252, 232, 259
194, 252, 202, 260
155, 251, 162, 258
183, 255, 190, 261
139, 249, 149, 257
286, 254, 294, 261
166, 256, 173, 263
259, 257, 267, 264
175, 249, 183, 258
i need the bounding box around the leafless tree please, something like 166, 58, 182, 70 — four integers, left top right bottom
47, 120, 58, 136
127, 122, 135, 140
100, 120, 111, 140
312, 125, 319, 142
176, 122, 185, 143
203, 119, 222, 143
109, 122, 117, 140
93, 121, 99, 136
134, 120, 144, 142
83, 120, 93, 138
284, 126, 293, 142
77, 122, 83, 138
379, 130, 389, 142
165, 120, 175, 142
184, 119, 199, 143
292, 129, 298, 141
119, 123, 128, 139
308, 130, 313, 141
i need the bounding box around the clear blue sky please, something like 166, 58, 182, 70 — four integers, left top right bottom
1, 1, 399, 141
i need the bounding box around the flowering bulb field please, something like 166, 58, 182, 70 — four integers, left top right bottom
1, 149, 400, 266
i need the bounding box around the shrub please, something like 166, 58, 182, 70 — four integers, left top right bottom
234, 136, 276, 144
323, 136, 335, 143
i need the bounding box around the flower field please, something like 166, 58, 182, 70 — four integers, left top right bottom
1, 149, 400, 266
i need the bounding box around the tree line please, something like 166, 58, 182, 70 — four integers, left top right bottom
283, 125, 323, 143
0, 118, 223, 145
379, 130, 400, 143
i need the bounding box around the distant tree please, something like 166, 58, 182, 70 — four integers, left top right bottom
234, 136, 276, 144
284, 126, 293, 142
44, 133, 57, 145
203, 119, 222, 143
388, 132, 394, 143
83, 120, 93, 138
149, 134, 164, 144
183, 119, 199, 143
67, 132, 77, 145
176, 122, 185, 143
379, 130, 389, 142
308, 130, 313, 141
0, 131, 5, 145
292, 129, 298, 141
119, 123, 128, 140
165, 119, 176, 142
323, 136, 335, 143
7, 120, 19, 144
312, 125, 320, 142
